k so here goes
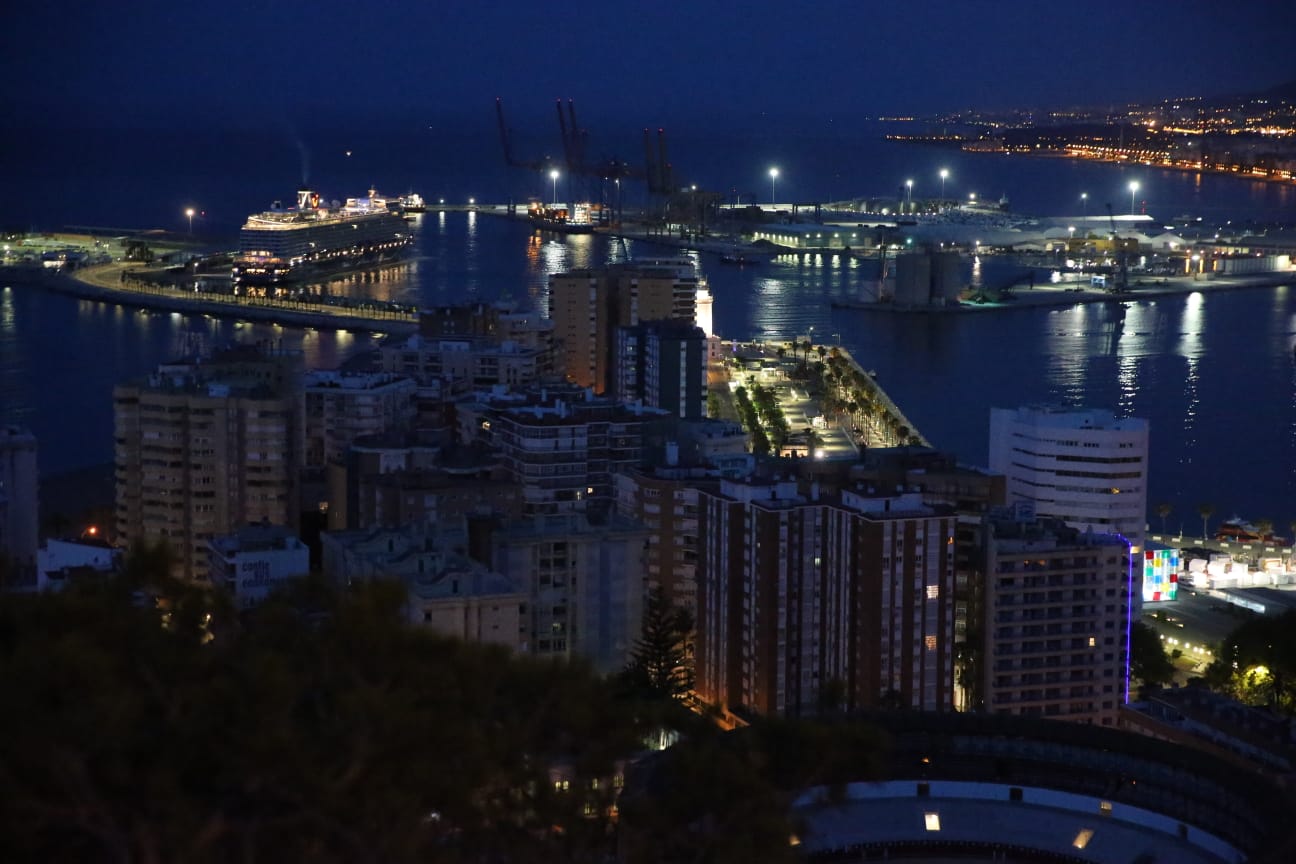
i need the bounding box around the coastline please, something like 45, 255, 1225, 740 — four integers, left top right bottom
0, 261, 418, 335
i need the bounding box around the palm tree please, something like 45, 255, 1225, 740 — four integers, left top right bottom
1198, 503, 1215, 541
1156, 502, 1172, 535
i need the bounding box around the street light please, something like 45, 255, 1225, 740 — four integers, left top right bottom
550, 170, 560, 206
1128, 181, 1140, 216
769, 167, 779, 207
1080, 192, 1088, 224
185, 207, 195, 236
905, 178, 913, 209
939, 168, 949, 199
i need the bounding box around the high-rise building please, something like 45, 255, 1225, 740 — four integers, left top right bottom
614, 466, 713, 616
548, 263, 697, 393
0, 426, 38, 576
490, 394, 670, 517
114, 347, 303, 582
615, 320, 707, 419
982, 511, 1132, 727
485, 513, 649, 675
303, 370, 416, 468
696, 477, 957, 718
988, 406, 1149, 555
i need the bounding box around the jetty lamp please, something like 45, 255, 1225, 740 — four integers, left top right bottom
1128, 181, 1140, 216
550, 169, 560, 206
769, 167, 779, 207
185, 207, 195, 236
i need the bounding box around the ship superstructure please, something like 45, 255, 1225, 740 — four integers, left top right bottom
232, 188, 414, 285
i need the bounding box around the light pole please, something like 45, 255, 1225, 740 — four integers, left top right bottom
550, 170, 560, 207
769, 167, 779, 207
185, 207, 195, 237
905, 178, 913, 212
1128, 180, 1140, 216
1080, 192, 1088, 225
939, 168, 949, 200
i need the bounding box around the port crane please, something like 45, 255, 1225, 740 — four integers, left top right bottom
496, 97, 672, 224
1105, 203, 1130, 293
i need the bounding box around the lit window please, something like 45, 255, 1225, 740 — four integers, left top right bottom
926, 585, 940, 600
925, 635, 937, 651
1099, 801, 1112, 815
1088, 636, 1096, 647
924, 812, 940, 832
1073, 828, 1094, 849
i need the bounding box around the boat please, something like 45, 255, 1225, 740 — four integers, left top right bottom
232, 188, 414, 285
399, 193, 427, 213
718, 245, 766, 266
527, 201, 595, 234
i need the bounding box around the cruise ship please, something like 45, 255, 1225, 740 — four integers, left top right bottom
232, 189, 414, 285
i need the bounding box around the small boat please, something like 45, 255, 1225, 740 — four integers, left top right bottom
718, 245, 767, 266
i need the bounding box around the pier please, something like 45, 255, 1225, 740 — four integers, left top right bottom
2, 262, 418, 335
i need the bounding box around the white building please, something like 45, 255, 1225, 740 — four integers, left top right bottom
207, 524, 310, 608
36, 538, 120, 592
989, 406, 1149, 555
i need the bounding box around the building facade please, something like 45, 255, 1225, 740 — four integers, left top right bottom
615, 320, 707, 419
207, 524, 310, 608
988, 406, 1149, 555
548, 264, 697, 393
0, 426, 38, 575
982, 512, 1132, 727
114, 348, 303, 582
696, 478, 957, 718
490, 396, 668, 517
302, 370, 416, 469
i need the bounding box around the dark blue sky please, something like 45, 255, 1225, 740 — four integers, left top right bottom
4, 0, 1293, 130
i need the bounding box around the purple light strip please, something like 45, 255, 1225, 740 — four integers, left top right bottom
1116, 532, 1134, 704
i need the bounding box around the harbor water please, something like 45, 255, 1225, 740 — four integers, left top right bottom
2, 123, 1294, 530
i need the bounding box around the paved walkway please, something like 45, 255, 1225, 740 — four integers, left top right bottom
8, 262, 418, 335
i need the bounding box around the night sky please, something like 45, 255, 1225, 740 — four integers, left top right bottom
4, 1, 1293, 130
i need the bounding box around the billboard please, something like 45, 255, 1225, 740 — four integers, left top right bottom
1143, 549, 1179, 602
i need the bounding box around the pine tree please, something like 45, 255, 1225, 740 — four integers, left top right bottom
626, 586, 694, 701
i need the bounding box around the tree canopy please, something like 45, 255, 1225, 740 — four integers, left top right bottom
1204, 609, 1296, 715
0, 575, 651, 863
1129, 620, 1176, 690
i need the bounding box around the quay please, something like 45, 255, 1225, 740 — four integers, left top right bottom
0, 260, 418, 336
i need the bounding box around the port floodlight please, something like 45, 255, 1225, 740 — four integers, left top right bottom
768, 167, 779, 206
939, 168, 949, 199
550, 169, 560, 206
184, 207, 195, 235
1128, 180, 1140, 215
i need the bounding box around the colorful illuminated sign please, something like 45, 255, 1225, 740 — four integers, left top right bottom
1143, 549, 1179, 602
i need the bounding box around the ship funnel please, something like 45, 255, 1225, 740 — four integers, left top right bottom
297, 189, 314, 211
